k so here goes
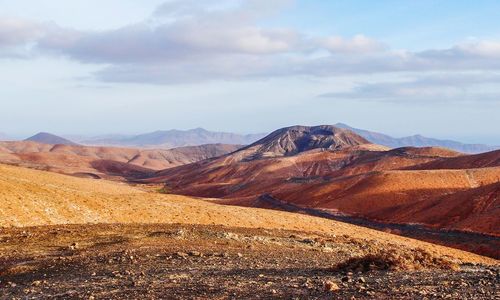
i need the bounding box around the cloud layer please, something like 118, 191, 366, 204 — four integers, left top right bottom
1, 0, 500, 99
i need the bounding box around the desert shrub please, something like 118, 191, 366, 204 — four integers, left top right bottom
157, 187, 170, 194
334, 248, 459, 272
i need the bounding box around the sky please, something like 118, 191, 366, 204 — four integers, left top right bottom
0, 0, 499, 144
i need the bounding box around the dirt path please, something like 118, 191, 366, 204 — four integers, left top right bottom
465, 170, 480, 188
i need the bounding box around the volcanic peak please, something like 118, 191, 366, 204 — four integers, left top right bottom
239, 125, 370, 158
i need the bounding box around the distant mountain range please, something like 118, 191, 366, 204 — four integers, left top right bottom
335, 123, 498, 154
0, 132, 11, 141
14, 125, 500, 153
81, 128, 266, 149
25, 132, 78, 145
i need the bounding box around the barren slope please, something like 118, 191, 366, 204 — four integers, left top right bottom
374, 182, 500, 234
0, 163, 495, 265
407, 149, 500, 170
146, 130, 499, 238
271, 167, 500, 234
147, 146, 464, 198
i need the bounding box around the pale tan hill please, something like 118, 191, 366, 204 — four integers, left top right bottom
0, 163, 495, 265
0, 141, 240, 179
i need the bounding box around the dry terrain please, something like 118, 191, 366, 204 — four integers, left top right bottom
0, 163, 498, 299
0, 141, 240, 180
1, 224, 498, 299
142, 126, 500, 257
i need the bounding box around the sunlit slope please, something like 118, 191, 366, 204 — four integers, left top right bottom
0, 163, 496, 264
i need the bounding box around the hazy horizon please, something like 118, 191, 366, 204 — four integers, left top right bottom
2, 122, 499, 146
1, 0, 500, 144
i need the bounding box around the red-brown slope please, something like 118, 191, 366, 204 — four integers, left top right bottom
407, 150, 500, 170
371, 182, 500, 234
147, 141, 499, 236
270, 167, 500, 234
148, 146, 460, 198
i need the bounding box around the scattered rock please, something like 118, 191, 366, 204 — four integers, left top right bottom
301, 238, 315, 245
324, 281, 340, 292
31, 280, 42, 287
188, 251, 202, 257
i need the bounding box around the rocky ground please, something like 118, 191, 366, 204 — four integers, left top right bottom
0, 224, 498, 299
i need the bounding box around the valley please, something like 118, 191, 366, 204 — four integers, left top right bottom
1, 124, 498, 298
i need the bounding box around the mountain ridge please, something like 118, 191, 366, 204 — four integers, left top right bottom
81, 128, 266, 149
335, 123, 498, 153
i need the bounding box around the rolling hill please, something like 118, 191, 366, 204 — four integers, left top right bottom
0, 141, 241, 180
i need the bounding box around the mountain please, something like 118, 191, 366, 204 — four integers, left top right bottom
25, 132, 78, 145
143, 125, 500, 257
82, 128, 266, 149
237, 125, 370, 159
0, 141, 241, 180
335, 123, 498, 154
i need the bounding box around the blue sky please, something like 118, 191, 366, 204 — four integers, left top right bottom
272, 1, 500, 49
0, 0, 499, 144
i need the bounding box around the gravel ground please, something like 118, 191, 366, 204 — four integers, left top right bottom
0, 224, 498, 299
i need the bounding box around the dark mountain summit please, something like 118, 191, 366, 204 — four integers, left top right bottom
25, 132, 78, 145
239, 125, 370, 158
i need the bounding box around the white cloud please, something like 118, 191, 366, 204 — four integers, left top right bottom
457, 40, 500, 58
0, 17, 45, 46
1, 1, 500, 88
319, 72, 500, 103
320, 34, 385, 54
